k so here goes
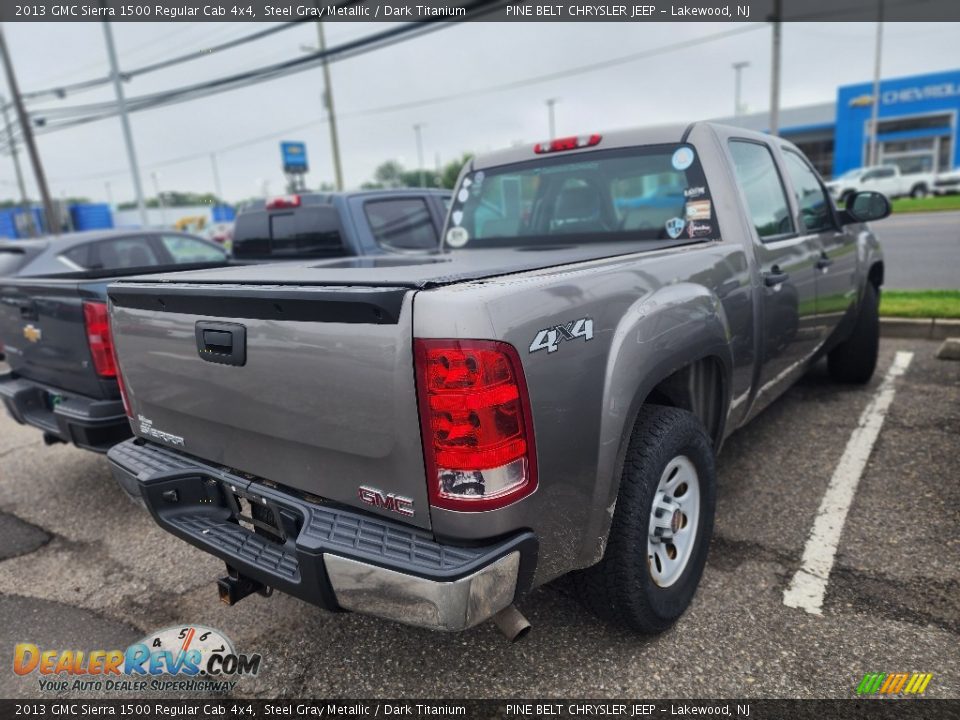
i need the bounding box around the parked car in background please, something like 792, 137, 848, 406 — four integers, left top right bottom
932, 167, 960, 195
825, 164, 935, 205
231, 189, 451, 261
106, 123, 889, 638
0, 230, 230, 452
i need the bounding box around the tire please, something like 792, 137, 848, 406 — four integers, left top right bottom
910, 184, 928, 199
573, 405, 716, 634
828, 282, 880, 384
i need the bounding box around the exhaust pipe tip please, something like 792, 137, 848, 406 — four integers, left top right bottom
491, 605, 531, 642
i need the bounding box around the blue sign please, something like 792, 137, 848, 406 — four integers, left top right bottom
280, 141, 308, 173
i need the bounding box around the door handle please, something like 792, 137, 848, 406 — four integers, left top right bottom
763, 267, 790, 287
816, 254, 834, 270
195, 321, 246, 367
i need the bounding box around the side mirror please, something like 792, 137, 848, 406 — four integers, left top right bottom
842, 190, 891, 224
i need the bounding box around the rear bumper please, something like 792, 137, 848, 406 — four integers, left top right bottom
0, 372, 130, 453
107, 438, 537, 631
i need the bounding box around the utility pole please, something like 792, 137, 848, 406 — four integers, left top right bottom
0, 27, 57, 235
768, 0, 782, 136
151, 171, 165, 227
210, 153, 223, 202
732, 61, 750, 117
102, 22, 147, 228
413, 123, 425, 187
0, 93, 34, 236
546, 97, 559, 138
315, 23, 344, 191
868, 0, 884, 167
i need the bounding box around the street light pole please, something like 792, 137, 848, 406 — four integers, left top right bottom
732, 61, 750, 117
315, 23, 344, 191
545, 97, 559, 138
768, 0, 782, 136
0, 27, 57, 235
0, 93, 34, 236
868, 1, 884, 167
102, 22, 148, 228
413, 123, 425, 187
151, 171, 165, 227
210, 153, 223, 202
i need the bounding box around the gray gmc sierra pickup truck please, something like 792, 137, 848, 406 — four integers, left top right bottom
105, 123, 889, 639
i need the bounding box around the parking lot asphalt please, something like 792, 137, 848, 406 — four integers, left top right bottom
876, 210, 960, 289
0, 337, 957, 700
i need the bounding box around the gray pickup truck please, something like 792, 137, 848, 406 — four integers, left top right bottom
106, 123, 889, 639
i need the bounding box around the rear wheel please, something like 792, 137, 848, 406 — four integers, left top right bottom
910, 184, 928, 199
828, 283, 880, 384
573, 405, 716, 633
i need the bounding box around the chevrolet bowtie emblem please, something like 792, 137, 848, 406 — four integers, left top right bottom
23, 325, 41, 343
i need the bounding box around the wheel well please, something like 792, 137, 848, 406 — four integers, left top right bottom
643, 357, 726, 447
868, 261, 884, 290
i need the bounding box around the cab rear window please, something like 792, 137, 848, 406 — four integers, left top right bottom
233, 207, 344, 259
446, 144, 717, 249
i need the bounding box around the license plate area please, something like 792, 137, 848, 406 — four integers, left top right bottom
222, 482, 297, 545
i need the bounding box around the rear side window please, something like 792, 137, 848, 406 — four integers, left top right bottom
233, 207, 343, 259
92, 236, 159, 269
448, 144, 718, 248
0, 249, 29, 276
364, 198, 438, 250
729, 141, 795, 240
159, 234, 227, 264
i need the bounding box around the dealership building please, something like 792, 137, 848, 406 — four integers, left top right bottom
716, 68, 960, 179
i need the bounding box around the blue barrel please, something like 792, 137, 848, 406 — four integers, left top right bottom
0, 210, 17, 239
70, 203, 114, 231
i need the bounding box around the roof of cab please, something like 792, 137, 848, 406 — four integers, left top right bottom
468, 121, 773, 172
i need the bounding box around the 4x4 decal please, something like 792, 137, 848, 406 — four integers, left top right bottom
529, 317, 594, 354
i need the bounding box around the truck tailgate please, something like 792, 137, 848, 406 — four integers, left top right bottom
108, 282, 431, 529
0, 279, 108, 398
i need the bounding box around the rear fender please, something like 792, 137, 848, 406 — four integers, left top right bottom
577, 282, 732, 567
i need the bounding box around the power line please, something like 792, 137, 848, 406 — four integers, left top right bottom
22, 4, 504, 129
19, 20, 308, 103
43, 23, 765, 185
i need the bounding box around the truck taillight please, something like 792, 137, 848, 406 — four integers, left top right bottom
414, 339, 537, 511
83, 301, 116, 378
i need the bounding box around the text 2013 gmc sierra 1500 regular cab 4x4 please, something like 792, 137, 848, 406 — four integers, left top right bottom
105, 123, 890, 638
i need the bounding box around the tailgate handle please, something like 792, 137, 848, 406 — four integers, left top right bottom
195, 322, 246, 367
19, 302, 38, 321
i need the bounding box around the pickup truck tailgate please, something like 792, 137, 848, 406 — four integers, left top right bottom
108, 282, 430, 529
0, 280, 108, 398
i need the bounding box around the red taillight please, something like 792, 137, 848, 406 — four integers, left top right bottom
414, 339, 537, 512
266, 194, 301, 210
534, 134, 602, 154
83, 301, 116, 378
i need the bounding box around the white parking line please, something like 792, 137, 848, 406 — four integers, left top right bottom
783, 350, 914, 615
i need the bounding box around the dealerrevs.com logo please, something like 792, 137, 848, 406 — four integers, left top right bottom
856, 672, 934, 695
13, 625, 261, 693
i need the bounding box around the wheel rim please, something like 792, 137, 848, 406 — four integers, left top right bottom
647, 455, 701, 588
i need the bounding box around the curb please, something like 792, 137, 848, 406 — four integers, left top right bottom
880, 317, 960, 340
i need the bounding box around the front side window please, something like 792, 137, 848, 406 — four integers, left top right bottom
364, 198, 438, 250
729, 140, 795, 240
159, 234, 227, 264
782, 151, 834, 233
446, 144, 718, 249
